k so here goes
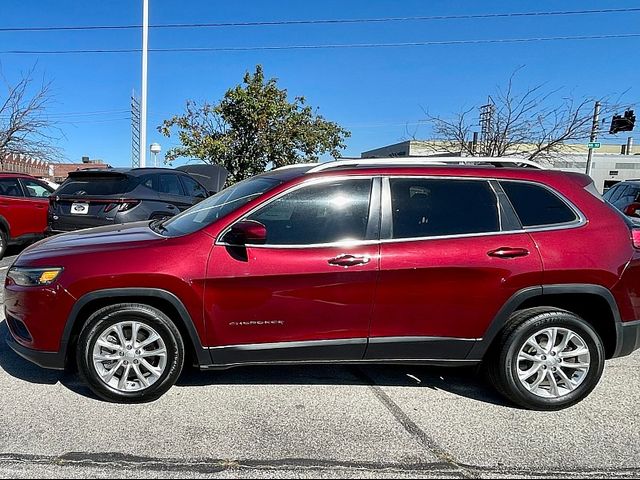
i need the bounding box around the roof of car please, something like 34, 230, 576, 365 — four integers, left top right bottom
0, 172, 38, 177
98, 167, 189, 176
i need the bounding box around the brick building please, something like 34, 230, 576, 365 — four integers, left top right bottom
0, 153, 110, 182
0, 153, 49, 177
50, 156, 110, 183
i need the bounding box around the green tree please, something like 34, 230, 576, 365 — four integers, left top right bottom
159, 65, 350, 184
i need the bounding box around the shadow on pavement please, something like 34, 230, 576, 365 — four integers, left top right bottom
0, 320, 511, 407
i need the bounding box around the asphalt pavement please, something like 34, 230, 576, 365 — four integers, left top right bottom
0, 248, 639, 478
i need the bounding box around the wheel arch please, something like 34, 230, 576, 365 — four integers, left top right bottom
469, 284, 624, 361
62, 288, 211, 368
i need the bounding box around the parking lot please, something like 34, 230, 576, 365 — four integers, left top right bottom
0, 249, 638, 479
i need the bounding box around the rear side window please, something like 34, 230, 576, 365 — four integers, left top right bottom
157, 174, 185, 196
389, 178, 499, 239
0, 178, 24, 197
501, 181, 578, 227
248, 179, 372, 245
58, 176, 135, 196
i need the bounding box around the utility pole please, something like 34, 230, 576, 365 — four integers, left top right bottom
479, 97, 495, 156
585, 101, 601, 177
140, 0, 149, 168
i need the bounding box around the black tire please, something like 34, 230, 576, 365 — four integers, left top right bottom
487, 307, 605, 411
77, 303, 184, 403
0, 229, 7, 260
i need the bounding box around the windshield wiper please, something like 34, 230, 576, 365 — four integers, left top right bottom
149, 218, 168, 234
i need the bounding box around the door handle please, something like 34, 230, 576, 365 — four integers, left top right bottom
328, 254, 371, 267
488, 247, 530, 259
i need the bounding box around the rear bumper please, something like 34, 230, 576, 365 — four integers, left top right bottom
617, 320, 640, 358
5, 333, 65, 370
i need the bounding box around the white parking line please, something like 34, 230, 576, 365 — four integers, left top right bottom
0, 266, 9, 271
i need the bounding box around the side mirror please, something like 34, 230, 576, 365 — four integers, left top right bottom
222, 220, 267, 246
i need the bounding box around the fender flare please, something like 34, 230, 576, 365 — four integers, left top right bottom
468, 284, 624, 360
61, 288, 211, 367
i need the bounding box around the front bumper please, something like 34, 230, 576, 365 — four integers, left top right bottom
617, 320, 640, 358
5, 333, 65, 370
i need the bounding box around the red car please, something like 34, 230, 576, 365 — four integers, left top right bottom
5, 160, 640, 409
0, 173, 54, 258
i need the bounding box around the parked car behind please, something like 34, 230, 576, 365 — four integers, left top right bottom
0, 173, 54, 258
6, 159, 640, 408
602, 180, 640, 218
48, 166, 227, 233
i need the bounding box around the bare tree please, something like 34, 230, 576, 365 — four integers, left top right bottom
423, 69, 626, 163
0, 66, 62, 164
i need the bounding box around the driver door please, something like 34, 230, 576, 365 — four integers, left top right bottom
204, 177, 381, 364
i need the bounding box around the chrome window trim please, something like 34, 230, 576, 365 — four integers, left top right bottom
216, 174, 587, 249
215, 175, 378, 248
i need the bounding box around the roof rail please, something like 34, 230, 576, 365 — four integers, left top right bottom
306, 156, 544, 173
270, 163, 320, 172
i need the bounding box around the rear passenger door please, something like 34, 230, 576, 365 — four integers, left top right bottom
155, 174, 192, 213
367, 176, 543, 361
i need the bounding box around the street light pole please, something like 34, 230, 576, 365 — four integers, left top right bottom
140, 0, 149, 168
585, 100, 601, 177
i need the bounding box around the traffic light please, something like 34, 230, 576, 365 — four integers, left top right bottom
609, 109, 636, 134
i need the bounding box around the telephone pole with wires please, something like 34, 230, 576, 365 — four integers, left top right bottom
585, 101, 601, 177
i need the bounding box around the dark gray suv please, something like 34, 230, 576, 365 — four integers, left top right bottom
48, 166, 227, 233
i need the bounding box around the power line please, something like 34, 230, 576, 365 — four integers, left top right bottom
2, 33, 639, 55
1, 8, 639, 32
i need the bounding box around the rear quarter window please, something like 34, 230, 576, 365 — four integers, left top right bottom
500, 181, 578, 227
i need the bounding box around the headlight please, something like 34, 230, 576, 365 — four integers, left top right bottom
7, 267, 63, 287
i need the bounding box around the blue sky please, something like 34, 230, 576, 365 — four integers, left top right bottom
2, 0, 639, 167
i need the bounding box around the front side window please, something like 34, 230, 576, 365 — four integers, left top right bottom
246, 179, 373, 245
390, 178, 499, 239
501, 181, 578, 227
21, 179, 53, 198
158, 176, 282, 236
0, 178, 23, 197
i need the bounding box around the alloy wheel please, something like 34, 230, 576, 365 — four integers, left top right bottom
516, 327, 591, 399
92, 321, 168, 392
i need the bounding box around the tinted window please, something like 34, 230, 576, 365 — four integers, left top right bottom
21, 179, 53, 198
390, 178, 499, 239
0, 178, 23, 197
180, 176, 208, 198
57, 176, 135, 196
603, 184, 622, 202
616, 186, 640, 207
157, 174, 184, 196
159, 176, 281, 237
501, 181, 578, 227
247, 179, 372, 245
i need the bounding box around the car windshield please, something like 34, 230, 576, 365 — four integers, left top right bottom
154, 176, 282, 236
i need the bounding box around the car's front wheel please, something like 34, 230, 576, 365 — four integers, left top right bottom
77, 303, 184, 403
488, 308, 605, 410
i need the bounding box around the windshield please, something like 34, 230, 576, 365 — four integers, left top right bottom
155, 176, 282, 236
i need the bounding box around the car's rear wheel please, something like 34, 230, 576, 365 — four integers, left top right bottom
77, 303, 184, 403
487, 308, 605, 410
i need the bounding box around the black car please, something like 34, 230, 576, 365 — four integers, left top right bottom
48, 166, 227, 233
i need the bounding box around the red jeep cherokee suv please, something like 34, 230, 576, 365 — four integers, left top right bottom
5, 160, 640, 409
0, 173, 54, 258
